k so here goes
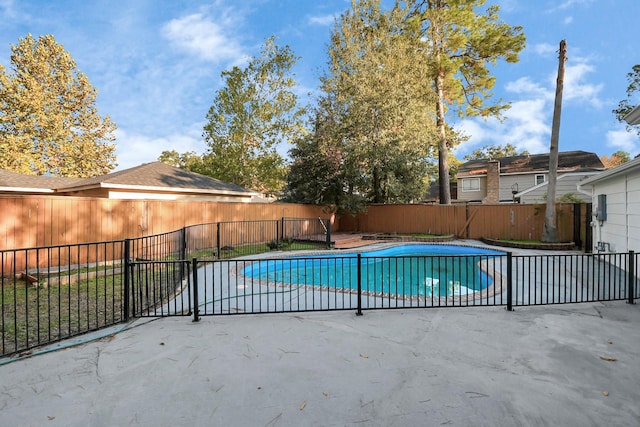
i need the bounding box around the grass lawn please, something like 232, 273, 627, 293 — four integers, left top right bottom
1, 273, 124, 356
2, 240, 329, 357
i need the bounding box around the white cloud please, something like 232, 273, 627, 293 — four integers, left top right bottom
308, 14, 337, 26
0, 0, 15, 17
0, 0, 29, 26
456, 39, 605, 160
563, 16, 573, 25
455, 98, 550, 156
553, 0, 594, 11
114, 127, 207, 171
562, 61, 603, 107
506, 76, 552, 99
532, 43, 556, 56
162, 12, 245, 63
605, 127, 639, 155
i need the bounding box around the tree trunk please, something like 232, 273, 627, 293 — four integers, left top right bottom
542, 40, 566, 243
436, 72, 451, 205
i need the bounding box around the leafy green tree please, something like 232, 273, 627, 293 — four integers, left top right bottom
600, 150, 631, 169
158, 150, 205, 171
463, 143, 528, 161
0, 34, 116, 177
299, 0, 436, 210
613, 64, 640, 136
202, 37, 306, 194
283, 108, 364, 211
408, 0, 526, 204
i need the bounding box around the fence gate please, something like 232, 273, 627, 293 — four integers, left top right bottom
126, 259, 193, 319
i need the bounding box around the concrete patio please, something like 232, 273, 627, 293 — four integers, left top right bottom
1, 301, 639, 426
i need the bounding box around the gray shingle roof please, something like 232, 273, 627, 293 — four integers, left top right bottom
0, 169, 83, 190
0, 162, 255, 196
57, 162, 254, 194
458, 151, 605, 176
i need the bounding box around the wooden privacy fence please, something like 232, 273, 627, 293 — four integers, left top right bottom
0, 196, 336, 251
339, 203, 588, 244
0, 197, 590, 271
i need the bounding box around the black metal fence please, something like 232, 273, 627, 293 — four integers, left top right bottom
186, 251, 638, 319
1, 218, 331, 357
2, 218, 637, 358
1, 241, 126, 357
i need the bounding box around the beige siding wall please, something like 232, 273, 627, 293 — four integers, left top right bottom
519, 174, 596, 204
499, 174, 538, 202
456, 176, 486, 202
591, 168, 640, 253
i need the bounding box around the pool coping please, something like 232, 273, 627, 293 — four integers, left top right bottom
228, 242, 508, 305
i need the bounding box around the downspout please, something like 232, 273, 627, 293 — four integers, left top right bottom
625, 175, 629, 252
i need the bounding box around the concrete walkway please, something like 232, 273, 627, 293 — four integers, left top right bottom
1, 302, 639, 426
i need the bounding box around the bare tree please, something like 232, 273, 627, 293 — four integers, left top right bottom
542, 40, 566, 243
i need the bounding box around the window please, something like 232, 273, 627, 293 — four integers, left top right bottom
535, 174, 546, 185
461, 178, 480, 192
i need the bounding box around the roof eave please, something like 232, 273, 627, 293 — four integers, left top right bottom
0, 186, 55, 193
579, 156, 640, 187
623, 105, 640, 125
99, 182, 257, 196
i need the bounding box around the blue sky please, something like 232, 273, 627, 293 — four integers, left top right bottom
1, 0, 639, 171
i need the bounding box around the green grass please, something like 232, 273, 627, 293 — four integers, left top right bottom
190, 241, 327, 260
1, 240, 328, 356
1, 273, 124, 356
1, 260, 185, 356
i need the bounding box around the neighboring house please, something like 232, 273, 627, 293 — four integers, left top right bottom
577, 155, 640, 253
0, 169, 83, 195
0, 162, 259, 202
456, 151, 605, 204
623, 104, 640, 126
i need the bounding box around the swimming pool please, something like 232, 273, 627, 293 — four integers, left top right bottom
241, 244, 506, 298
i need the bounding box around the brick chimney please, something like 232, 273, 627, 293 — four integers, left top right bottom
483, 160, 500, 204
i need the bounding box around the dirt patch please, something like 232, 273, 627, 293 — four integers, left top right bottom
480, 237, 575, 251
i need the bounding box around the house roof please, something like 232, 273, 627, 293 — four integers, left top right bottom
623, 105, 640, 125
0, 162, 257, 197
514, 171, 600, 198
0, 169, 83, 193
578, 155, 640, 187
457, 150, 605, 177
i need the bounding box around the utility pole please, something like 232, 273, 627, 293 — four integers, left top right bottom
542, 39, 567, 243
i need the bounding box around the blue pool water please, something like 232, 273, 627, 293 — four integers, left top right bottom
241, 244, 505, 297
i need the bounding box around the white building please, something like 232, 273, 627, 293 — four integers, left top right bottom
578, 156, 640, 253
456, 151, 604, 204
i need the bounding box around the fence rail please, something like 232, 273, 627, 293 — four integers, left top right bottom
1, 217, 331, 357
1, 241, 126, 357
2, 220, 637, 358
188, 250, 637, 317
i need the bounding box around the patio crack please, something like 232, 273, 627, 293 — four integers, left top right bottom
93, 348, 103, 383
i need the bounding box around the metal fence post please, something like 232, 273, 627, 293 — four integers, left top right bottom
192, 258, 200, 322
276, 219, 280, 247
123, 239, 131, 322
628, 251, 635, 305
180, 227, 187, 276
356, 254, 363, 316
216, 222, 221, 259
507, 252, 513, 311
325, 218, 332, 249
281, 217, 285, 243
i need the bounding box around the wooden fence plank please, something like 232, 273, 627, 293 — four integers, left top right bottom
0, 196, 336, 251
